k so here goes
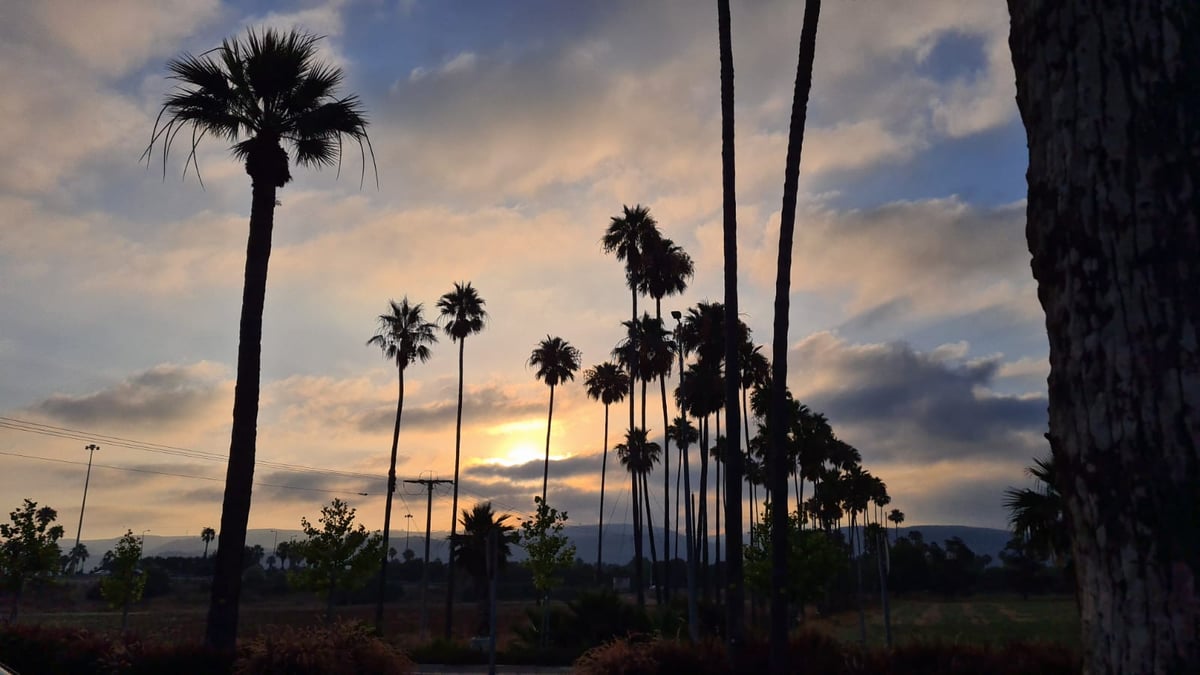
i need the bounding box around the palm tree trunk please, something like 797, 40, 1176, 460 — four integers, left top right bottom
206, 179, 277, 652
657, 300, 672, 600
631, 461, 644, 607
375, 366, 405, 633
445, 337, 467, 638
768, 3, 821, 671
698, 415, 710, 599
877, 528, 892, 647
628, 288, 642, 606
1009, 3, 1200, 671
714, 441, 722, 603
542, 384, 555, 504
854, 514, 866, 645
718, 0, 745, 647
641, 471, 659, 603
597, 405, 610, 584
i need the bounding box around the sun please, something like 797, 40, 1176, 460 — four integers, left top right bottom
500, 443, 544, 466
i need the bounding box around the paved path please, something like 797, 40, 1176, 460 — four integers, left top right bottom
413, 667, 571, 674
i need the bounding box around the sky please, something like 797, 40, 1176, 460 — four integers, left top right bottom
0, 0, 1049, 546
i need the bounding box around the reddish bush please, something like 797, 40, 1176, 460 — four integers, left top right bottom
234, 620, 414, 675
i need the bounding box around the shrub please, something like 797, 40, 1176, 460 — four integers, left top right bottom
234, 621, 413, 675
0, 624, 111, 674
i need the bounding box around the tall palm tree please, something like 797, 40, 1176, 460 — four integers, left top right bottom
368, 297, 437, 633
616, 427, 661, 608
603, 207, 662, 517
768, 3, 821, 669
528, 336, 582, 503
639, 236, 693, 598
450, 502, 517, 637
717, 0, 745, 644
437, 282, 488, 639
145, 27, 374, 652
668, 413, 700, 641
201, 527, 216, 560
584, 362, 630, 581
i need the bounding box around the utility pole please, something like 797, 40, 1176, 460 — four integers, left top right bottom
73, 443, 99, 572
406, 477, 452, 638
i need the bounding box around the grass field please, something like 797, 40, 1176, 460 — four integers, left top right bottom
802, 595, 1080, 650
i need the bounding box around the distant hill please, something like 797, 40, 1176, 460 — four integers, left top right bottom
80, 524, 1012, 569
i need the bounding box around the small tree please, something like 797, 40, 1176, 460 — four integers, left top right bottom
288, 498, 383, 622
64, 542, 89, 575
99, 530, 147, 631
744, 504, 841, 622
0, 499, 65, 621
519, 497, 576, 647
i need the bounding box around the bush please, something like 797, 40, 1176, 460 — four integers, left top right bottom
0, 624, 232, 675
235, 621, 413, 675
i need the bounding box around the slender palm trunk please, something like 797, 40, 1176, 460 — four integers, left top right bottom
445, 337, 467, 638
631, 462, 644, 607
657, 300, 671, 599
715, 445, 722, 603
541, 384, 555, 504
206, 178, 277, 652
375, 367, 405, 634
675, 446, 683, 561
597, 405, 610, 584
854, 513, 866, 645
877, 528, 892, 646
681, 435, 699, 642
769, 3, 821, 671
641, 471, 658, 603
628, 288, 643, 607
698, 415, 710, 599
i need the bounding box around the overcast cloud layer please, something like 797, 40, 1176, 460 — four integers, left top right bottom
0, 0, 1045, 542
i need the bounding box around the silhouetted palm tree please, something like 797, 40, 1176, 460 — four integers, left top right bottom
145, 27, 375, 651
1003, 454, 1068, 564
437, 281, 488, 638
368, 297, 437, 632
767, 3, 822, 668
584, 362, 629, 581
887, 509, 905, 542
201, 527, 216, 560
528, 336, 582, 503
450, 502, 516, 636
616, 427, 661, 608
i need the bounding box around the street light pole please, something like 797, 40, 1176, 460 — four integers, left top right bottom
405, 513, 413, 552
73, 444, 99, 570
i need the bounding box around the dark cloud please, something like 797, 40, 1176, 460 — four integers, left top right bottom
898, 473, 1018, 531
792, 334, 1047, 463
31, 363, 224, 427
462, 452, 603, 483
355, 384, 544, 434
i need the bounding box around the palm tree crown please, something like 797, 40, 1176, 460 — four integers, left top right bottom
146, 27, 374, 188
368, 298, 438, 370
617, 428, 662, 476
602, 204, 661, 290
584, 362, 630, 406
529, 336, 582, 387
437, 282, 487, 341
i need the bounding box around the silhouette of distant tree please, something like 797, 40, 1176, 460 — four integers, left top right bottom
451, 502, 516, 636
584, 362, 629, 581
200, 527, 216, 560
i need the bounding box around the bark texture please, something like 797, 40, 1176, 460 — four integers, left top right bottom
1009, 3, 1200, 673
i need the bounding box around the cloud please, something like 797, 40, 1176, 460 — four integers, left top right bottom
30, 362, 229, 428
463, 452, 603, 483
355, 383, 545, 434
407, 51, 478, 84
789, 332, 1047, 463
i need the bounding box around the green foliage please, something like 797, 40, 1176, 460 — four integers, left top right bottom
287, 498, 383, 619
519, 497, 576, 598
744, 506, 843, 607
235, 621, 413, 675
0, 499, 65, 620
99, 530, 148, 621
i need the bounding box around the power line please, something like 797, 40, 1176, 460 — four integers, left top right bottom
0, 449, 371, 497
0, 415, 381, 481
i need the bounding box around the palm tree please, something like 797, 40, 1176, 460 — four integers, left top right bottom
368, 297, 438, 633
1003, 454, 1067, 564
201, 527, 216, 560
603, 207, 662, 520
145, 27, 374, 652
668, 413, 700, 641
584, 362, 630, 582
768, 3, 822, 668
528, 336, 582, 503
616, 427, 661, 608
450, 502, 516, 636
639, 236, 693, 598
437, 282, 488, 639
887, 509, 905, 542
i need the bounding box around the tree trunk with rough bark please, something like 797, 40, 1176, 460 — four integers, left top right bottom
206, 178, 276, 652
1008, 3, 1200, 673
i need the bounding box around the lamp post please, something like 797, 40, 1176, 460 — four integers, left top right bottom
405, 513, 413, 552
73, 443, 99, 571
